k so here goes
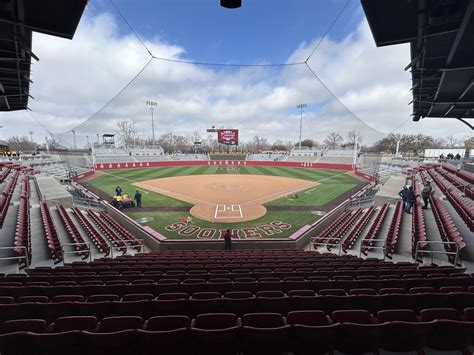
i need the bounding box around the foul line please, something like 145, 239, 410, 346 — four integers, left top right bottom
241, 170, 351, 207
98, 170, 216, 206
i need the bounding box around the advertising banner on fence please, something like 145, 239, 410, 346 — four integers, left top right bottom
217, 129, 239, 145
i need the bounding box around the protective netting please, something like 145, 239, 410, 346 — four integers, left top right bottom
52, 58, 385, 150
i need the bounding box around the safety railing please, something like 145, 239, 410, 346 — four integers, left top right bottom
0, 246, 29, 272
61, 242, 92, 263
358, 238, 387, 260
311, 241, 343, 256
414, 240, 461, 266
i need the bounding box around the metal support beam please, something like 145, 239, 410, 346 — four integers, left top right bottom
446, 0, 474, 66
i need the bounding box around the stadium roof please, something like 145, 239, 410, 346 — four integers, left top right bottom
0, 0, 87, 112
361, 0, 474, 129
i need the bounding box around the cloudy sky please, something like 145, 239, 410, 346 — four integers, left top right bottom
0, 0, 471, 147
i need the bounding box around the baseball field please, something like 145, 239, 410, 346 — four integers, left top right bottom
86, 165, 363, 239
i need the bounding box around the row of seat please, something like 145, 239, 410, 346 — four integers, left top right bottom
456, 167, 474, 185
71, 207, 110, 256
361, 203, 389, 255
430, 191, 466, 262
1, 276, 473, 297
0, 170, 19, 227
435, 166, 473, 199
1, 288, 474, 322
312, 209, 352, 244
56, 204, 90, 259
2, 286, 474, 303
86, 209, 128, 254
1, 309, 473, 355
343, 205, 376, 252
411, 178, 427, 260
326, 208, 363, 251
0, 167, 10, 184
385, 200, 403, 257
99, 210, 142, 250
40, 202, 63, 264
424, 168, 473, 231
14, 176, 31, 268
447, 187, 474, 231
8, 268, 468, 284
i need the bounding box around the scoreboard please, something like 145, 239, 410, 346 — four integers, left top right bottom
217, 129, 239, 145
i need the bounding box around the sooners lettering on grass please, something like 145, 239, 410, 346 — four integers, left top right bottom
163, 220, 293, 239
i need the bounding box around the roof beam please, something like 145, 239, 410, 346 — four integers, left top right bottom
446, 0, 474, 66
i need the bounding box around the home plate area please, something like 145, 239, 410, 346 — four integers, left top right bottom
215, 204, 243, 219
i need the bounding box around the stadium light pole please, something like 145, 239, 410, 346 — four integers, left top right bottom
72, 130, 76, 149
296, 104, 307, 150
28, 131, 33, 143
146, 100, 157, 147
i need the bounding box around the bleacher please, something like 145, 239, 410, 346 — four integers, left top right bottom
0, 250, 473, 354
171, 154, 208, 161
246, 153, 286, 161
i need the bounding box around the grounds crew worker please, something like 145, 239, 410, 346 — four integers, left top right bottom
134, 190, 142, 208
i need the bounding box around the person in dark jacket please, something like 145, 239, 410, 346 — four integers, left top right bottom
399, 186, 408, 206
405, 186, 416, 213
115, 186, 122, 196
134, 190, 142, 208
223, 229, 232, 250
420, 181, 432, 209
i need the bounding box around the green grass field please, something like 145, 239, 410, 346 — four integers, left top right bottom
88, 165, 361, 239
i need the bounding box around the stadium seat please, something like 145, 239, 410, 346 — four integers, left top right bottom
97, 316, 143, 332
51, 316, 97, 332
287, 310, 335, 355
241, 313, 290, 355
191, 313, 240, 355
331, 310, 379, 354
87, 294, 120, 302
0, 319, 47, 333
138, 316, 191, 355
52, 295, 85, 303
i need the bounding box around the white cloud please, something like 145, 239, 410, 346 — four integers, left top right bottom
0, 8, 470, 148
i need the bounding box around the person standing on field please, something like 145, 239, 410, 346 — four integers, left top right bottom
134, 190, 142, 208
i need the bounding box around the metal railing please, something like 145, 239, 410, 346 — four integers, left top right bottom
72, 195, 101, 208
358, 239, 387, 259
0, 246, 29, 272
61, 243, 92, 263
311, 242, 343, 256
414, 240, 461, 266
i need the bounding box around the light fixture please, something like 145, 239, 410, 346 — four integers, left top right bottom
221, 0, 242, 9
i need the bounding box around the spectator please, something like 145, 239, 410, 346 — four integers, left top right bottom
134, 190, 142, 208
115, 186, 122, 196
223, 229, 232, 250
421, 181, 432, 209
399, 186, 408, 207
405, 186, 416, 214
455, 153, 461, 160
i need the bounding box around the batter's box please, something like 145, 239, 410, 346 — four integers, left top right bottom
214, 204, 243, 219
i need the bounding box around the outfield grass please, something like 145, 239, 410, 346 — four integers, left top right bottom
88, 165, 361, 239
90, 165, 360, 208
127, 210, 318, 239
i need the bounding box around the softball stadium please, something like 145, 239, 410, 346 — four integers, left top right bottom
0, 0, 473, 354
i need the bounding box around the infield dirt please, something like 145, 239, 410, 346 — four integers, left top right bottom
133, 174, 318, 222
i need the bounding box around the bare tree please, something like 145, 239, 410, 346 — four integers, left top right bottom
116, 120, 136, 146
324, 132, 343, 148
346, 130, 363, 145
6, 136, 38, 152
445, 134, 460, 148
